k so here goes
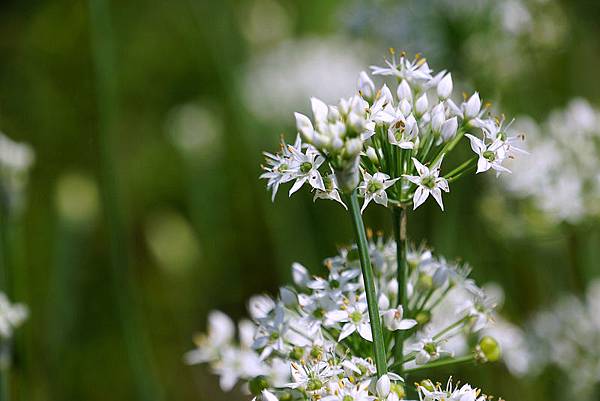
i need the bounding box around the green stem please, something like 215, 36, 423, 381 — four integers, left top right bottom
444, 157, 477, 179
402, 355, 475, 374
392, 207, 408, 370
87, 1, 163, 400
433, 316, 469, 341
347, 191, 387, 377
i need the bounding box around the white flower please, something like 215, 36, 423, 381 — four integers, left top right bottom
404, 157, 449, 210
260, 136, 301, 201
287, 145, 326, 195
387, 115, 419, 149
322, 381, 375, 401
412, 335, 451, 365
326, 297, 373, 341
357, 171, 399, 213
0, 293, 27, 339
382, 306, 417, 331
313, 172, 347, 209
465, 134, 511, 175
184, 310, 235, 364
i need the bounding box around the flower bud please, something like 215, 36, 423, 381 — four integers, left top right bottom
310, 97, 329, 122
397, 80, 413, 102
416, 273, 433, 292
399, 98, 412, 116
366, 146, 379, 164
441, 116, 458, 141
437, 73, 453, 99
376, 374, 391, 398
419, 379, 435, 392
344, 138, 363, 158
249, 376, 270, 396
327, 105, 340, 122
391, 383, 406, 399
479, 336, 501, 362
357, 71, 376, 101
280, 287, 297, 307
415, 93, 429, 116
348, 112, 366, 135
465, 92, 481, 119
415, 310, 431, 325
431, 105, 445, 133
294, 112, 314, 143
380, 84, 393, 104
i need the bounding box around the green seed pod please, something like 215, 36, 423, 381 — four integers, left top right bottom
479, 336, 501, 362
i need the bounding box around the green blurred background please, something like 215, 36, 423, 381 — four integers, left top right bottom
1, 0, 600, 400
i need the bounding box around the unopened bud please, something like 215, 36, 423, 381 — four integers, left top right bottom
415, 93, 429, 116
437, 73, 453, 99
357, 71, 376, 101
465, 92, 481, 119
479, 336, 501, 362
397, 80, 412, 102
376, 374, 391, 398
249, 376, 270, 396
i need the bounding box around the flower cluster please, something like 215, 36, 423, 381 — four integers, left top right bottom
342, 0, 566, 82
0, 292, 28, 339
526, 279, 600, 399
261, 52, 524, 212
0, 132, 35, 217
416, 378, 490, 401
499, 98, 600, 224
186, 238, 503, 400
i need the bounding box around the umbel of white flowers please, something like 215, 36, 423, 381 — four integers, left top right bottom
185, 238, 503, 401
261, 51, 525, 212
0, 292, 28, 339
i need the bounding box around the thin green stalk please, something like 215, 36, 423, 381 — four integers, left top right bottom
433, 316, 469, 341
402, 354, 474, 374
0, 209, 10, 401
392, 207, 408, 370
347, 191, 387, 377
87, 1, 163, 400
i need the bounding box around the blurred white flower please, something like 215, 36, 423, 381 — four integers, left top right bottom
0, 132, 34, 217
501, 98, 600, 223
0, 293, 27, 339
241, 37, 368, 123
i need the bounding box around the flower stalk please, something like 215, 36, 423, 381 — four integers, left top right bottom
347, 190, 388, 377
392, 206, 408, 371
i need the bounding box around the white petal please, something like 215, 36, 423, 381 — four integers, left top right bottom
411, 157, 428, 176
476, 157, 491, 174
430, 187, 445, 211
373, 190, 388, 207
338, 323, 356, 341
289, 176, 307, 196
396, 319, 418, 330
413, 186, 429, 210
357, 323, 373, 342
465, 134, 485, 153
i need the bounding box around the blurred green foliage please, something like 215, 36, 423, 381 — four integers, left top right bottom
0, 0, 599, 400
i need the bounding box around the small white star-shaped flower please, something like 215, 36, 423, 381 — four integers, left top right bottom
465, 134, 511, 175
404, 157, 449, 210
357, 171, 399, 213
